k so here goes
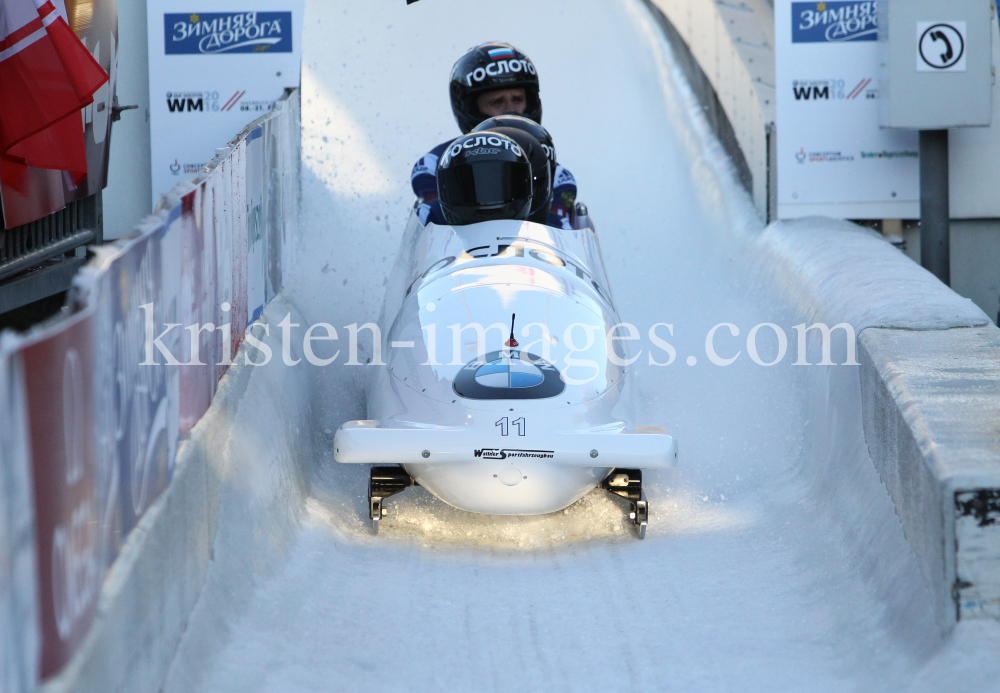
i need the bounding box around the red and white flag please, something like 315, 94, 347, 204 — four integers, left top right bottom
0, 0, 108, 189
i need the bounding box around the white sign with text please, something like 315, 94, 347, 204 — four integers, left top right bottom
775, 1, 920, 219
147, 1, 302, 206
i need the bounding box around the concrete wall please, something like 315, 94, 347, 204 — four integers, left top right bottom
753, 216, 1000, 632
860, 326, 1000, 627
646, 0, 774, 217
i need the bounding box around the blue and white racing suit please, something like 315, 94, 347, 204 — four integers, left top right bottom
411, 140, 578, 229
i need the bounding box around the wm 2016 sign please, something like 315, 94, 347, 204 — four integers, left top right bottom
164, 12, 291, 54
147, 1, 301, 205
792, 2, 878, 43
776, 0, 917, 219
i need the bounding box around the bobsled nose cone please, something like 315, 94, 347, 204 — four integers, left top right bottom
498, 468, 522, 486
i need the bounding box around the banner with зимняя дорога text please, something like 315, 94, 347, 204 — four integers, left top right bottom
775, 1, 919, 220
146, 1, 302, 207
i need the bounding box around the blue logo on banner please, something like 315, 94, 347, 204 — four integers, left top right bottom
165, 12, 292, 54
792, 2, 878, 43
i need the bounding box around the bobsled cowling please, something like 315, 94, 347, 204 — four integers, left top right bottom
333, 211, 676, 516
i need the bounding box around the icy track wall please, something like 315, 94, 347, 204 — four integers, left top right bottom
752, 220, 1000, 632
643, 0, 773, 216
643, 0, 1000, 631
0, 90, 301, 693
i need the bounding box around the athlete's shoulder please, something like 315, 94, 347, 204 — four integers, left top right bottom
412, 139, 456, 180
553, 163, 576, 189
428, 139, 453, 158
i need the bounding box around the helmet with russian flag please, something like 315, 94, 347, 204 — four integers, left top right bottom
449, 42, 542, 134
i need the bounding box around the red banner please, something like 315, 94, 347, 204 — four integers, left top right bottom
21, 311, 101, 678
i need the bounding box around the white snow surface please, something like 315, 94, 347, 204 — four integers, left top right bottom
168, 0, 1000, 691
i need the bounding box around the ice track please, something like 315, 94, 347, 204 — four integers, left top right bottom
166, 0, 1000, 691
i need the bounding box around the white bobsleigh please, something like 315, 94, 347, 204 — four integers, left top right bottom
334, 204, 677, 537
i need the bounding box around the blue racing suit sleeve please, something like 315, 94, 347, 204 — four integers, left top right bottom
411, 140, 454, 201
417, 199, 447, 226
548, 164, 577, 230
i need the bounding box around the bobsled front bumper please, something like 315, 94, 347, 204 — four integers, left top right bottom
333, 420, 677, 469
334, 421, 677, 515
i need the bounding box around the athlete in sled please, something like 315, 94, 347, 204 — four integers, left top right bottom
334, 130, 677, 538
411, 42, 579, 229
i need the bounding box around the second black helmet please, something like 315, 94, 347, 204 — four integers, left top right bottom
436, 131, 533, 226
449, 43, 542, 134
474, 125, 551, 224
474, 115, 556, 174
474, 116, 555, 223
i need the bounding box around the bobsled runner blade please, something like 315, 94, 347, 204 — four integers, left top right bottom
368, 466, 418, 534
601, 468, 648, 539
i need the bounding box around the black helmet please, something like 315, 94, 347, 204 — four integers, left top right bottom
474, 115, 556, 174
449, 43, 542, 134
474, 116, 555, 223
474, 125, 551, 224
436, 131, 533, 226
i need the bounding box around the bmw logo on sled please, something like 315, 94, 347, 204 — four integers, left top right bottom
333, 204, 677, 538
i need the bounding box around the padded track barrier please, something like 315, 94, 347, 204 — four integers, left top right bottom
0, 89, 300, 692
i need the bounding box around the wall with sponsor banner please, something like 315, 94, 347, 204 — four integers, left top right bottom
0, 347, 37, 693
775, 1, 921, 220
650, 0, 1000, 223
147, 1, 303, 207
0, 88, 299, 691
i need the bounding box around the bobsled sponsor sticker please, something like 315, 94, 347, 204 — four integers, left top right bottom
403, 238, 614, 306
474, 448, 554, 460
443, 135, 523, 162
454, 351, 565, 400
165, 12, 292, 54
792, 2, 877, 43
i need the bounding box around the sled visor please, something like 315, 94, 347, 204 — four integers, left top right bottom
334, 421, 677, 469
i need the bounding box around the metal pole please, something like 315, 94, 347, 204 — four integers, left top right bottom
919, 130, 950, 285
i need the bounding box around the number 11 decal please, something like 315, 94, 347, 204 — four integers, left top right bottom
495, 417, 526, 436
